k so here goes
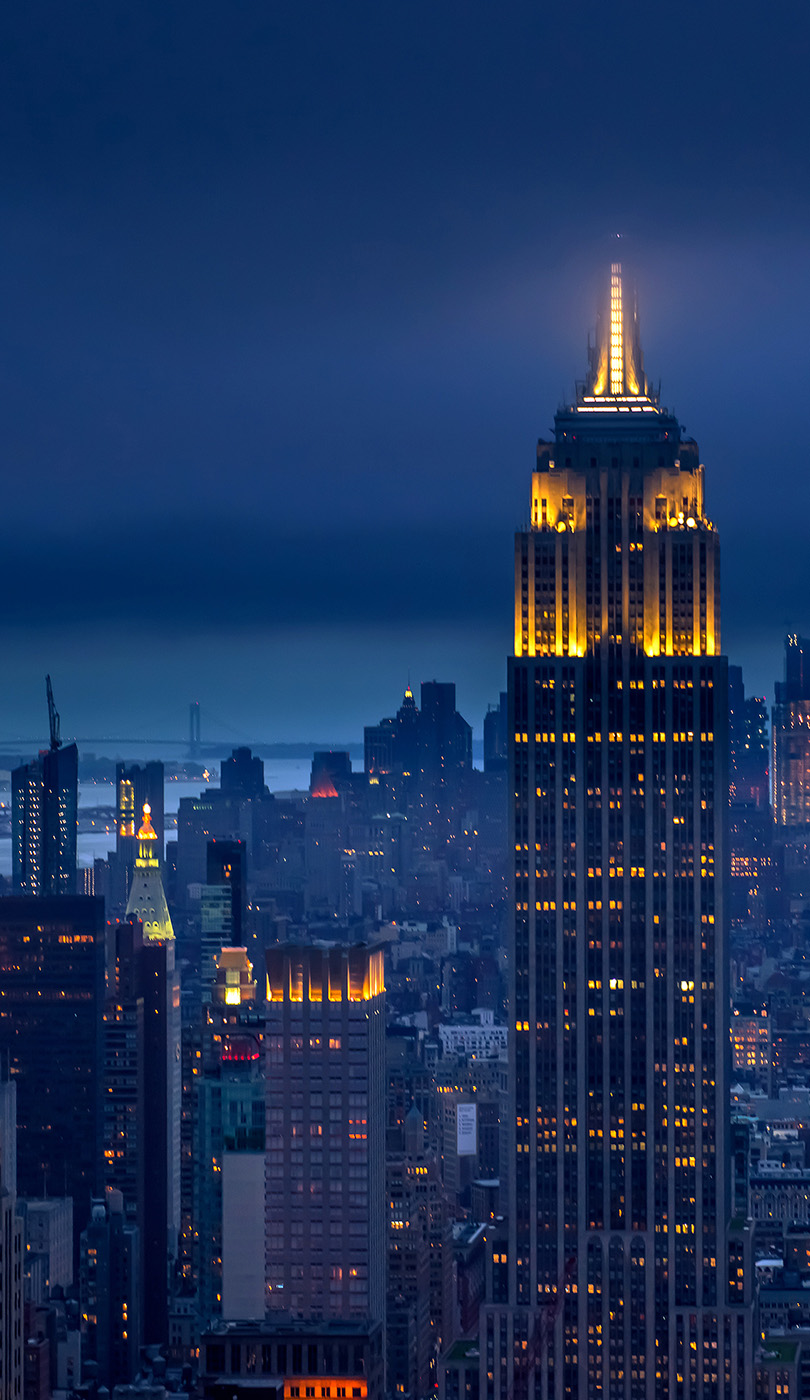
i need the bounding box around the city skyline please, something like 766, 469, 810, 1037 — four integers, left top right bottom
1, 3, 809, 742
4, 7, 810, 1393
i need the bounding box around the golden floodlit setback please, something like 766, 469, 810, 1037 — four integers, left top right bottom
483, 264, 754, 1399
515, 266, 719, 664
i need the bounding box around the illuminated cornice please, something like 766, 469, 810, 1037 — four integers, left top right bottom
266, 944, 385, 1004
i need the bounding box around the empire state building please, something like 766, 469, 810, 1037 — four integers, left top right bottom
482, 266, 753, 1398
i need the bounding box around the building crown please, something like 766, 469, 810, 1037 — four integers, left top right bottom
554, 261, 678, 440
136, 802, 159, 868
126, 801, 174, 940
586, 261, 650, 401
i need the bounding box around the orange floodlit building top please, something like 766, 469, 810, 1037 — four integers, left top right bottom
266, 944, 385, 1004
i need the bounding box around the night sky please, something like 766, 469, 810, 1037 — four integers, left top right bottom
2, 1, 809, 746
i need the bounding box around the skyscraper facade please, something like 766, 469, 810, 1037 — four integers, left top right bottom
220, 747, 266, 799
772, 634, 810, 830
195, 950, 264, 1325
483, 265, 752, 1397
12, 743, 77, 896
79, 1190, 140, 1389
103, 917, 146, 1241
207, 839, 246, 945
139, 933, 181, 1345
103, 911, 180, 1348
111, 823, 179, 1347
0, 1077, 23, 1400
0, 897, 105, 1249
727, 666, 768, 812
116, 761, 165, 888
265, 944, 385, 1327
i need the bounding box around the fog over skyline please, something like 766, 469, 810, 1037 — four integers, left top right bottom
2, 1, 808, 745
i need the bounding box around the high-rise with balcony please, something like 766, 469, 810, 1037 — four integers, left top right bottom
481, 264, 753, 1397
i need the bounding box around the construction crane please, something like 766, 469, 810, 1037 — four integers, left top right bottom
46, 675, 61, 751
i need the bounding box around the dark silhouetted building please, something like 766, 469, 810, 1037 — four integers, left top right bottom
196, 949, 264, 1326
487, 262, 753, 1395
12, 744, 78, 896
104, 918, 145, 1240
729, 666, 769, 809
221, 748, 266, 799
23, 1308, 49, 1400
207, 840, 246, 946
0, 1077, 23, 1400
419, 682, 472, 788
79, 1189, 140, 1389
116, 761, 164, 886
364, 686, 420, 780
773, 634, 810, 830
364, 717, 396, 779
728, 667, 775, 927
176, 792, 252, 904
106, 828, 180, 1348
201, 840, 247, 990
20, 1197, 73, 1299
483, 693, 508, 774
364, 682, 473, 865
386, 1109, 437, 1399
0, 898, 105, 1249
310, 752, 354, 798
140, 938, 180, 1347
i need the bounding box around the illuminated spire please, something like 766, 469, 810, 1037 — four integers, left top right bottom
586, 261, 649, 401
126, 802, 174, 941
556, 262, 672, 440
609, 263, 624, 393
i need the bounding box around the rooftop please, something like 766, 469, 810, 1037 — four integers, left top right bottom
202, 1319, 380, 1339
443, 1339, 481, 1365
760, 1339, 800, 1364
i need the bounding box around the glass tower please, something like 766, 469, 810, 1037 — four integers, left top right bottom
482, 265, 753, 1398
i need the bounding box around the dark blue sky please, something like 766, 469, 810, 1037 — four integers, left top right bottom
1, 1, 808, 745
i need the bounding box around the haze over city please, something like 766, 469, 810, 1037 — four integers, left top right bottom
2, 1, 809, 744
